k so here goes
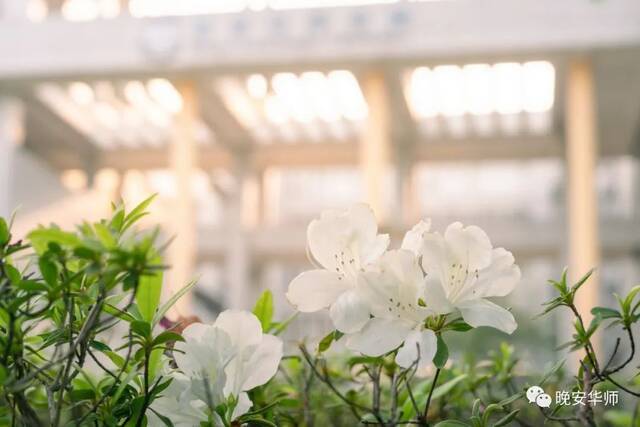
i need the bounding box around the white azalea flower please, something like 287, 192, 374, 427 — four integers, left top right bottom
151, 310, 283, 426
214, 310, 284, 397
346, 250, 437, 370
173, 322, 233, 406
286, 204, 390, 333
418, 222, 521, 334
148, 373, 208, 427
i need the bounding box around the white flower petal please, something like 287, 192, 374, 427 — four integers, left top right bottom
457, 298, 517, 334
286, 270, 348, 312
386, 250, 423, 303
307, 216, 348, 272
149, 374, 209, 427
401, 220, 432, 255
444, 222, 492, 271
423, 276, 454, 315
360, 233, 390, 266
329, 290, 370, 333
307, 204, 387, 271
359, 250, 428, 324
180, 323, 209, 341
174, 324, 232, 380
395, 329, 437, 370
232, 392, 253, 420
420, 232, 448, 281
215, 310, 263, 348
345, 318, 412, 356
471, 248, 521, 299
347, 203, 380, 246
240, 334, 283, 391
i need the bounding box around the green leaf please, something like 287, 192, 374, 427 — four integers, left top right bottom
347, 356, 383, 368
591, 307, 621, 319
0, 366, 7, 385
4, 263, 21, 285
498, 392, 524, 407
104, 351, 126, 369
38, 258, 58, 287
149, 409, 174, 427
17, 280, 48, 293
148, 347, 163, 380
539, 359, 565, 386
131, 320, 151, 339
152, 280, 197, 327
445, 320, 473, 332
572, 268, 594, 292
90, 340, 111, 352
0, 218, 9, 246
69, 389, 96, 402
136, 253, 163, 322
434, 421, 470, 427
471, 398, 481, 417
94, 222, 116, 248
268, 312, 299, 336
494, 409, 520, 427
433, 334, 449, 368
152, 331, 184, 347
123, 194, 157, 231
27, 228, 81, 254
252, 290, 274, 332
624, 286, 640, 312
318, 330, 336, 353
110, 207, 125, 232
102, 303, 136, 323
113, 367, 139, 404
431, 374, 468, 400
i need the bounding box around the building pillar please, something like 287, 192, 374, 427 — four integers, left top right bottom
395, 140, 418, 227
361, 71, 391, 223
166, 81, 197, 315
225, 151, 252, 309
565, 59, 600, 331
0, 98, 23, 218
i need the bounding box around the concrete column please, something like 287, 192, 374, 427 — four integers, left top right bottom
565, 59, 600, 328
0, 98, 23, 218
166, 81, 198, 315
361, 71, 391, 223
225, 151, 252, 309
395, 140, 418, 227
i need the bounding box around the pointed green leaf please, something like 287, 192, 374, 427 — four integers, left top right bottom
252, 290, 274, 332
318, 330, 335, 353
136, 253, 163, 322
494, 409, 520, 427
152, 331, 184, 347
38, 258, 58, 287
591, 307, 621, 319
27, 228, 81, 254
0, 218, 9, 246
572, 268, 594, 292
123, 194, 157, 231
152, 280, 197, 327
433, 334, 449, 368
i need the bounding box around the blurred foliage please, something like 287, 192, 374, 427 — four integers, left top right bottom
0, 196, 198, 426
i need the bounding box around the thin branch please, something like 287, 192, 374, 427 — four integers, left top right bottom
422, 368, 441, 422
298, 344, 368, 420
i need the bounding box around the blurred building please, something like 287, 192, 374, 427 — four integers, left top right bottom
1, 0, 640, 348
